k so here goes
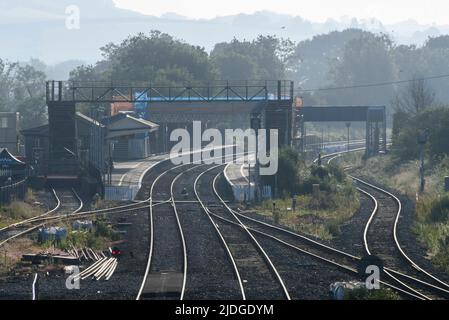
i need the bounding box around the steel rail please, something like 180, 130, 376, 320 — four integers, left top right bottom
135, 162, 214, 300
0, 189, 82, 248
351, 176, 449, 293
71, 188, 84, 214
136, 150, 247, 299
209, 195, 424, 300
231, 157, 448, 298
212, 171, 291, 300
214, 147, 446, 299
32, 273, 38, 301
354, 185, 431, 300
323, 147, 449, 298
194, 165, 247, 300
212, 170, 423, 300
169, 169, 194, 300
135, 162, 178, 300
0, 189, 60, 234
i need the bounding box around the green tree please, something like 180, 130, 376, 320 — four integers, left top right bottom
211, 51, 258, 80
326, 33, 397, 107
290, 29, 371, 89
0, 59, 47, 129
393, 38, 449, 104
0, 60, 17, 111
211, 36, 291, 80
392, 78, 435, 115
276, 147, 301, 196
70, 31, 216, 85
91, 30, 217, 84
425, 35, 449, 50
392, 107, 449, 162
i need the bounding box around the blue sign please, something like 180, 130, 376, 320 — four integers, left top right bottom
134, 92, 148, 119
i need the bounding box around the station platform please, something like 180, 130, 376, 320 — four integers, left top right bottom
109, 146, 251, 201
111, 146, 236, 189
223, 155, 256, 202
107, 154, 168, 201
111, 154, 167, 188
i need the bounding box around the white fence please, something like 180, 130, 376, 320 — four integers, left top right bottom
231, 184, 272, 202
105, 186, 139, 201
232, 184, 255, 202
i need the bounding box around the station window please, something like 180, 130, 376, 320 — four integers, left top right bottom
0, 118, 8, 128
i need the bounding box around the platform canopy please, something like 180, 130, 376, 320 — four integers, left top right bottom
0, 148, 25, 169
105, 113, 159, 139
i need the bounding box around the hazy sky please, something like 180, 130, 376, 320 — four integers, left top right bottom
113, 0, 449, 25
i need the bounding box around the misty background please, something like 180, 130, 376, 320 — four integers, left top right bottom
1, 0, 447, 64
1, 0, 449, 130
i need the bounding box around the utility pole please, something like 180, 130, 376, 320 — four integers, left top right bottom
346, 122, 351, 152
299, 114, 305, 154
418, 129, 428, 193
274, 173, 278, 199
321, 127, 324, 152
250, 116, 261, 203
247, 162, 251, 203
285, 108, 289, 147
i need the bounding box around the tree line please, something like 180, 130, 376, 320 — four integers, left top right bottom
2, 28, 449, 131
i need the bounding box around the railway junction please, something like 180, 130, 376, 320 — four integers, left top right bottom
0, 79, 447, 301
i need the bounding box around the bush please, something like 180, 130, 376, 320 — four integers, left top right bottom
326, 220, 341, 237
311, 165, 329, 180
2, 202, 37, 220
95, 220, 112, 237
429, 195, 449, 223
328, 164, 346, 182
345, 288, 400, 300
433, 244, 449, 273
392, 108, 449, 162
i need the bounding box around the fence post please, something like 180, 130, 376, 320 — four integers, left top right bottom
58, 81, 62, 101
290, 81, 294, 99
278, 80, 282, 100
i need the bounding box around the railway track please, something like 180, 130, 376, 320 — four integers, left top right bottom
136, 151, 247, 300
137, 163, 193, 300
173, 164, 243, 300
2, 148, 242, 300
195, 165, 291, 300
136, 149, 251, 300
206, 167, 425, 299
0, 149, 238, 250
7, 144, 443, 300
134, 145, 449, 300
324, 149, 449, 299
0, 188, 83, 248
166, 145, 435, 300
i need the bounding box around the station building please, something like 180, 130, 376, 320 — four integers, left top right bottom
21, 110, 160, 192
103, 112, 159, 160
0, 112, 20, 155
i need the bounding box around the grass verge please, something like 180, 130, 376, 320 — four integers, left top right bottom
254, 177, 359, 240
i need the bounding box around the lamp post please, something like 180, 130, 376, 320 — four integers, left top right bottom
250, 116, 261, 203
7, 176, 12, 202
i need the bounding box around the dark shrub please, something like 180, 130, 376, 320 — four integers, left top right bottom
429, 195, 449, 223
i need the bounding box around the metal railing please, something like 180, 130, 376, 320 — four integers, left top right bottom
46, 80, 294, 104
0, 178, 28, 204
